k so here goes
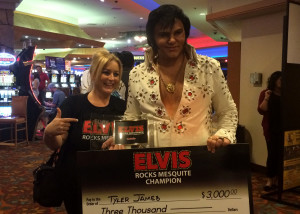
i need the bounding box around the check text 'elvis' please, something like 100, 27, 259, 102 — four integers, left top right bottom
134, 150, 192, 184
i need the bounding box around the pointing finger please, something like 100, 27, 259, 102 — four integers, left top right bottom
56, 108, 62, 118
61, 118, 78, 123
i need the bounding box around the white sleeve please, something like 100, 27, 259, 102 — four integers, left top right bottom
211, 62, 238, 143
124, 70, 142, 118
80, 70, 91, 94
117, 81, 126, 100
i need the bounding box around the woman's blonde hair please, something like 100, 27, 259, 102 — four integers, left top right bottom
89, 48, 123, 90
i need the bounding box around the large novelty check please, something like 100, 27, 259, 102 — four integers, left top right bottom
77, 143, 253, 214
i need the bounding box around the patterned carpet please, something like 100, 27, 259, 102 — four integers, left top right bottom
0, 141, 299, 214
0, 141, 65, 214
251, 171, 300, 214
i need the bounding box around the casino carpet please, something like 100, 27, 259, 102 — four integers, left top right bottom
0, 141, 65, 214
0, 140, 299, 214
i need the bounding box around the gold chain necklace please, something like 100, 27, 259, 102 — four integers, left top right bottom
160, 74, 176, 93
156, 55, 185, 94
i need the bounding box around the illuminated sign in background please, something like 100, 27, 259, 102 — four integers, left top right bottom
0, 53, 16, 66
134, 55, 145, 61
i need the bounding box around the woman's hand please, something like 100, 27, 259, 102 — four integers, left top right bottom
207, 136, 230, 153
102, 137, 125, 150
264, 90, 272, 100
43, 108, 78, 151
44, 108, 78, 137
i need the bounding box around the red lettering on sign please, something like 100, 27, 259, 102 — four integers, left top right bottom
179, 150, 191, 168
100, 122, 111, 134
134, 153, 146, 170
128, 126, 135, 133
146, 153, 158, 170
83, 120, 112, 134
136, 125, 144, 132
171, 151, 178, 169
117, 126, 122, 132
118, 125, 144, 133
93, 122, 100, 134
134, 150, 191, 171
83, 120, 92, 133
155, 152, 170, 169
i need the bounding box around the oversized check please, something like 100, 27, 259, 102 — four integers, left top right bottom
77, 143, 253, 214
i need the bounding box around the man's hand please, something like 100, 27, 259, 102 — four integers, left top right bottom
207, 136, 230, 153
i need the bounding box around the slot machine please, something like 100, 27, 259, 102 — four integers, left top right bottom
69, 74, 77, 88
60, 74, 69, 88
58, 73, 71, 97
0, 53, 18, 119
50, 73, 61, 88
0, 71, 17, 107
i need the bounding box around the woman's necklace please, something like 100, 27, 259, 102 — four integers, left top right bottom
156, 55, 185, 94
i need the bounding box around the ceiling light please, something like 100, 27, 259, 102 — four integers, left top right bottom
139, 17, 143, 19
199, 13, 206, 16
100, 0, 104, 2
25, 35, 29, 39
127, 39, 131, 44
38, 37, 41, 40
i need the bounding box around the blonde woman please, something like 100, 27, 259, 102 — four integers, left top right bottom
43, 48, 126, 213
